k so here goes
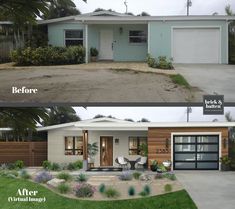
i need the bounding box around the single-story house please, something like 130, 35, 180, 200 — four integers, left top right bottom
37, 117, 235, 171
38, 11, 235, 64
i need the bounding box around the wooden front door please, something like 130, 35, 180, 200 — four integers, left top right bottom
100, 136, 113, 166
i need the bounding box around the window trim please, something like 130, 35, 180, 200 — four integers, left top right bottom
64, 136, 83, 156
64, 29, 84, 47
129, 30, 147, 44
128, 136, 147, 155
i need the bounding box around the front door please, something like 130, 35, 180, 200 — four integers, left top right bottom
99, 30, 113, 60
100, 136, 113, 166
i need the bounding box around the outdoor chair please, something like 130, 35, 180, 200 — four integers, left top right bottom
136, 157, 147, 170
115, 156, 129, 170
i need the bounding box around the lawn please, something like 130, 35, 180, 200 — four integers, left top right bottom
0, 177, 197, 209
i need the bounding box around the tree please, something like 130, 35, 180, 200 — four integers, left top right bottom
94, 8, 115, 12
43, 107, 80, 126
137, 12, 150, 16
0, 107, 48, 141
138, 118, 150, 122
93, 115, 116, 119
225, 5, 234, 16
125, 118, 134, 122
43, 0, 81, 19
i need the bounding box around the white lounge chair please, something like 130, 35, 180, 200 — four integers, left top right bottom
115, 156, 129, 170
136, 157, 147, 170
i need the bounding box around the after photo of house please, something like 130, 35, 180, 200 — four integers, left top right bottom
1, 106, 235, 209
0, 0, 235, 102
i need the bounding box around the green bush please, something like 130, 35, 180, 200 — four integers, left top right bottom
42, 160, 52, 170
76, 173, 88, 183
139, 185, 151, 197
128, 186, 135, 196
99, 183, 106, 193
67, 160, 83, 171
20, 170, 31, 179
147, 54, 173, 70
10, 46, 85, 66
163, 172, 176, 181
90, 47, 99, 57
164, 184, 173, 193
14, 160, 24, 169
104, 187, 120, 198
57, 183, 70, 194
57, 172, 72, 181
51, 163, 61, 171
74, 183, 96, 198
133, 172, 141, 180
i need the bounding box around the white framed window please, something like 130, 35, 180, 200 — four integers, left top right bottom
64, 30, 83, 47
129, 30, 147, 43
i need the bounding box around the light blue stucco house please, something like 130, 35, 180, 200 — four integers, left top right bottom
38, 10, 235, 64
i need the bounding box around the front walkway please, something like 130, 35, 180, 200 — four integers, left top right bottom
176, 171, 235, 209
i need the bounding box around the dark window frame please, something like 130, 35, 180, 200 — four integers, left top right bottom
128, 136, 147, 155
129, 30, 147, 44
64, 136, 83, 156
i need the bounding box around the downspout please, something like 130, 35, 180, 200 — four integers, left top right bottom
85, 23, 89, 63
226, 20, 229, 64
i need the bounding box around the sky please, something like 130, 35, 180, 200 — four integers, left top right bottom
73, 107, 235, 122
75, 0, 235, 16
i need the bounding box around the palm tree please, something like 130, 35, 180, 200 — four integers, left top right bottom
0, 107, 48, 141
43, 107, 80, 126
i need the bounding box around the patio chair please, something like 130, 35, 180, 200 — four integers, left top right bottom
115, 156, 129, 170
136, 157, 147, 170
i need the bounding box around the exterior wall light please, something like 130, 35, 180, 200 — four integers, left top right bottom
115, 138, 119, 145
119, 27, 123, 34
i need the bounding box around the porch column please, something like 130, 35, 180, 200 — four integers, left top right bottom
83, 130, 88, 170
85, 24, 89, 63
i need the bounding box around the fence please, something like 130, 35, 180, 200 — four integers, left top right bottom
0, 35, 14, 59
0, 141, 47, 166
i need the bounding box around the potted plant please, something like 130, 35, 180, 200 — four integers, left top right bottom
88, 142, 98, 164
163, 160, 171, 171
90, 47, 99, 62
150, 160, 158, 172
220, 155, 231, 171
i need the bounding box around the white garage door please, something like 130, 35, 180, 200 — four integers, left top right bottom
172, 28, 220, 64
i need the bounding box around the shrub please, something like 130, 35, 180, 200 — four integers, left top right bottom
164, 184, 173, 192
147, 54, 173, 70
20, 170, 31, 179
57, 172, 72, 181
0, 163, 8, 170
133, 172, 141, 180
158, 164, 167, 173
128, 186, 135, 196
8, 163, 16, 170
163, 172, 176, 181
90, 47, 99, 57
104, 187, 120, 198
74, 183, 96, 198
57, 183, 70, 194
0, 170, 18, 178
155, 173, 164, 179
99, 183, 106, 194
42, 160, 52, 170
14, 160, 24, 169
76, 173, 88, 183
139, 185, 151, 196
67, 160, 83, 171
34, 171, 52, 183
10, 46, 85, 66
119, 171, 133, 181
51, 163, 61, 171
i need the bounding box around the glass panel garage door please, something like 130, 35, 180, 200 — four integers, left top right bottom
173, 135, 219, 170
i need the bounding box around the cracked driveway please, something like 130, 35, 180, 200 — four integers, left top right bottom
175, 64, 235, 102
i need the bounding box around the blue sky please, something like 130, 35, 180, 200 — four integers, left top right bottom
75, 0, 235, 15
74, 107, 235, 122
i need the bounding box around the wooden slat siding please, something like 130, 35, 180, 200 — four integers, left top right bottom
148, 127, 229, 166
0, 142, 47, 166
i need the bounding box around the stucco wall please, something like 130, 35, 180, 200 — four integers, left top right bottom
149, 20, 228, 64
48, 129, 147, 167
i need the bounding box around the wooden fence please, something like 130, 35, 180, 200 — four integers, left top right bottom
0, 142, 47, 166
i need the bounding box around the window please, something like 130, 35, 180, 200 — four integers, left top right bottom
129, 137, 147, 155
65, 136, 83, 155
129, 30, 147, 43
65, 30, 83, 47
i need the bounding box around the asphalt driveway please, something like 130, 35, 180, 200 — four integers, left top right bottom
176, 171, 235, 209
175, 64, 235, 102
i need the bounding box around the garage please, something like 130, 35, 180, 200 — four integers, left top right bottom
172, 28, 220, 64
173, 135, 219, 170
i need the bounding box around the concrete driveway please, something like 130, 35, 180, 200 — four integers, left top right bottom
175, 64, 235, 102
176, 171, 235, 209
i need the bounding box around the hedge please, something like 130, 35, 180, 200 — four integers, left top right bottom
10, 46, 85, 66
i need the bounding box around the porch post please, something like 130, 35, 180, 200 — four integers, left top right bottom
85, 24, 89, 64
83, 130, 88, 170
